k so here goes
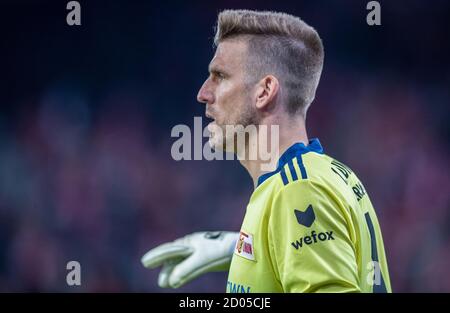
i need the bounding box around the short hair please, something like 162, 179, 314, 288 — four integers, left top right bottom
214, 10, 324, 116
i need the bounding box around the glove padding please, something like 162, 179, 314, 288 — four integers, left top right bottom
141, 231, 239, 288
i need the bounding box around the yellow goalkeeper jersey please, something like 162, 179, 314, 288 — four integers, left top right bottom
226, 138, 391, 293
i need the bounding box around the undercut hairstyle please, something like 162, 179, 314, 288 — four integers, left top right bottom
214, 10, 324, 116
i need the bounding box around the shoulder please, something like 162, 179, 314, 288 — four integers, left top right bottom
272, 179, 335, 211
273, 151, 364, 205
268, 160, 352, 229
265, 151, 338, 199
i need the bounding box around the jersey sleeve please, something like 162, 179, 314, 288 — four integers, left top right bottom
268, 179, 360, 293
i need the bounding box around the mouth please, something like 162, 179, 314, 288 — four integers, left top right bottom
205, 112, 215, 124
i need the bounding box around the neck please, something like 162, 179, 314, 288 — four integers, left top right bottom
238, 116, 308, 188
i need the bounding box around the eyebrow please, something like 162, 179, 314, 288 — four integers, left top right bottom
208, 63, 227, 75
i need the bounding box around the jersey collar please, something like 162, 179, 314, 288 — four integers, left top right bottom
257, 138, 324, 187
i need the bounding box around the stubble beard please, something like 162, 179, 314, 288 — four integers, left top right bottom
209, 103, 259, 156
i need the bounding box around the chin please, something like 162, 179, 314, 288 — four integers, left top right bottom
209, 133, 236, 154
224, 134, 238, 153
208, 134, 224, 151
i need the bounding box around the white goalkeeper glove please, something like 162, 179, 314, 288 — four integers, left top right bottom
141, 231, 239, 288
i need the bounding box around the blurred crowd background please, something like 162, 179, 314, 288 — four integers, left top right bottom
0, 0, 449, 292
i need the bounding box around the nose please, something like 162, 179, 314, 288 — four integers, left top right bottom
197, 79, 214, 105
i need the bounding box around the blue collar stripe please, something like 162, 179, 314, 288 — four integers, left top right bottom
257, 138, 323, 187
280, 166, 289, 185
296, 156, 308, 179
288, 159, 298, 181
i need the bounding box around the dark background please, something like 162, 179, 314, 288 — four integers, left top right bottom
0, 0, 449, 292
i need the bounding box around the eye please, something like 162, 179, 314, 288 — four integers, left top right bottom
211, 71, 225, 82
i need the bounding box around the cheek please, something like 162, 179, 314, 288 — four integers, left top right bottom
216, 83, 247, 119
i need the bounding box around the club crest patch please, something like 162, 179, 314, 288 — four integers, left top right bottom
235, 230, 256, 261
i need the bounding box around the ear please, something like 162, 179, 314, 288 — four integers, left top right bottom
255, 75, 280, 110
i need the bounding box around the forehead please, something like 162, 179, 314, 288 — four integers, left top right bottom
209, 39, 247, 71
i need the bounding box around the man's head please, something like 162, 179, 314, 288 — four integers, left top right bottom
197, 9, 324, 152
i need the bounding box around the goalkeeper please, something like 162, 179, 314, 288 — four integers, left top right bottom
142, 10, 392, 293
